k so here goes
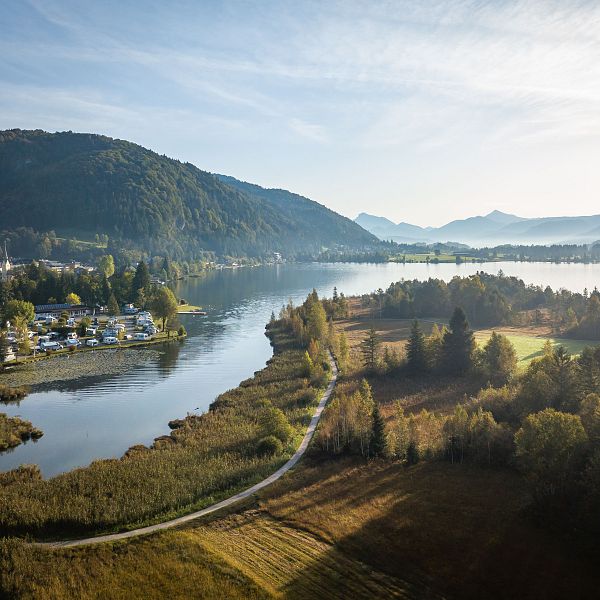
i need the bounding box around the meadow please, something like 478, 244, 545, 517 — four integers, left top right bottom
338, 311, 598, 368
3, 455, 597, 599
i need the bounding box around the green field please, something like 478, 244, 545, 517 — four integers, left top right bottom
474, 331, 598, 367
177, 303, 202, 313
390, 253, 481, 263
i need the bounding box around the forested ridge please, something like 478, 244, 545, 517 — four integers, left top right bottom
0, 129, 378, 259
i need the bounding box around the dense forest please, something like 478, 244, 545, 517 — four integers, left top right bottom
361, 272, 600, 338
0, 129, 379, 260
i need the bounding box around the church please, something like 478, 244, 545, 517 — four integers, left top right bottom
1, 242, 11, 281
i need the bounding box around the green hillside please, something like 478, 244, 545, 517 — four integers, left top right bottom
0, 129, 378, 259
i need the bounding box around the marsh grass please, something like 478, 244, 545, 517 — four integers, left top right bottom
0, 325, 321, 537
0, 413, 42, 452
0, 385, 29, 402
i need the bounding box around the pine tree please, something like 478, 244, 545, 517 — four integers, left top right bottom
406, 320, 429, 374
132, 261, 151, 298
406, 441, 420, 465
482, 331, 517, 385
302, 351, 313, 377
107, 292, 120, 316
361, 326, 380, 372
441, 307, 475, 375
308, 338, 320, 362
370, 403, 387, 457
426, 323, 445, 371
577, 346, 600, 398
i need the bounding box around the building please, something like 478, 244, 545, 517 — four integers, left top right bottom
1, 242, 11, 281
34, 303, 96, 320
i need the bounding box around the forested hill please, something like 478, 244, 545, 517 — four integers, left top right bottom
0, 129, 378, 259
216, 174, 374, 251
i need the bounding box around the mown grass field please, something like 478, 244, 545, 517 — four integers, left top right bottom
473, 330, 598, 367
4, 456, 598, 599
176, 303, 202, 312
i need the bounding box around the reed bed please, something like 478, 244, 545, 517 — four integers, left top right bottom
0, 326, 319, 537
0, 413, 42, 452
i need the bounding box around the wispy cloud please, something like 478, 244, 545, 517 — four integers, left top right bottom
2, 0, 600, 222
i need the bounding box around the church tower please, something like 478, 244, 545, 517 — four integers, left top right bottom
1, 242, 10, 281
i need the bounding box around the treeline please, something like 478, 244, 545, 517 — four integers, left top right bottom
1, 259, 159, 309
473, 243, 600, 263
361, 271, 600, 337
309, 241, 600, 264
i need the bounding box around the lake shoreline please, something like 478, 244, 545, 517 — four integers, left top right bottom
0, 334, 185, 388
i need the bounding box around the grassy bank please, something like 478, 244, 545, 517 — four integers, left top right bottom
176, 303, 202, 312
0, 325, 322, 538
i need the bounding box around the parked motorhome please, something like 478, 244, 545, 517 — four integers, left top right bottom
40, 341, 62, 351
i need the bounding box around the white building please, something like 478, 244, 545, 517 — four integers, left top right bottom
1, 242, 10, 282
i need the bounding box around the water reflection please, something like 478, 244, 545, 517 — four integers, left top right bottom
1, 261, 600, 477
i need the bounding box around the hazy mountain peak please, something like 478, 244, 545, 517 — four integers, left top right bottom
355, 208, 600, 246
485, 210, 525, 225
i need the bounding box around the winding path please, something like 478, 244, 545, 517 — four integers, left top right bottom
41, 353, 338, 549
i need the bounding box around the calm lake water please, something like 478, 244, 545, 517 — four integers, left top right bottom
2, 261, 600, 477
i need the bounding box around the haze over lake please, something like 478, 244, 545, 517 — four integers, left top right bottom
2, 261, 599, 477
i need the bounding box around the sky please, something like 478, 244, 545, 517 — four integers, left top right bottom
1, 0, 599, 226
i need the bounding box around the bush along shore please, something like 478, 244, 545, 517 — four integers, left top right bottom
0, 385, 28, 402
0, 413, 42, 452
0, 322, 327, 539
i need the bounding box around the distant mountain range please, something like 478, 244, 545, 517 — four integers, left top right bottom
0, 129, 379, 260
356, 210, 600, 247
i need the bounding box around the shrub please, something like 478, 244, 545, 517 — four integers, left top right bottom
259, 405, 293, 443
406, 441, 420, 465
178, 325, 186, 337
256, 436, 283, 456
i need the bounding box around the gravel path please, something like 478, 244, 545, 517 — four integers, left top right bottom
39, 352, 338, 549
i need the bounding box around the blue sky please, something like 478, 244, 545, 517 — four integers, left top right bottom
2, 0, 599, 226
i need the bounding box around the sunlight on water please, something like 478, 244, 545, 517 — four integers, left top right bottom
1, 261, 599, 476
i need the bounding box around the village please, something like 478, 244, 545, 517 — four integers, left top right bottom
0, 245, 189, 365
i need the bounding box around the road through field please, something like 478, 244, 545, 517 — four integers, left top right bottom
40, 352, 338, 549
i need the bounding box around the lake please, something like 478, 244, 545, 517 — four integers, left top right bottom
2, 260, 600, 476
